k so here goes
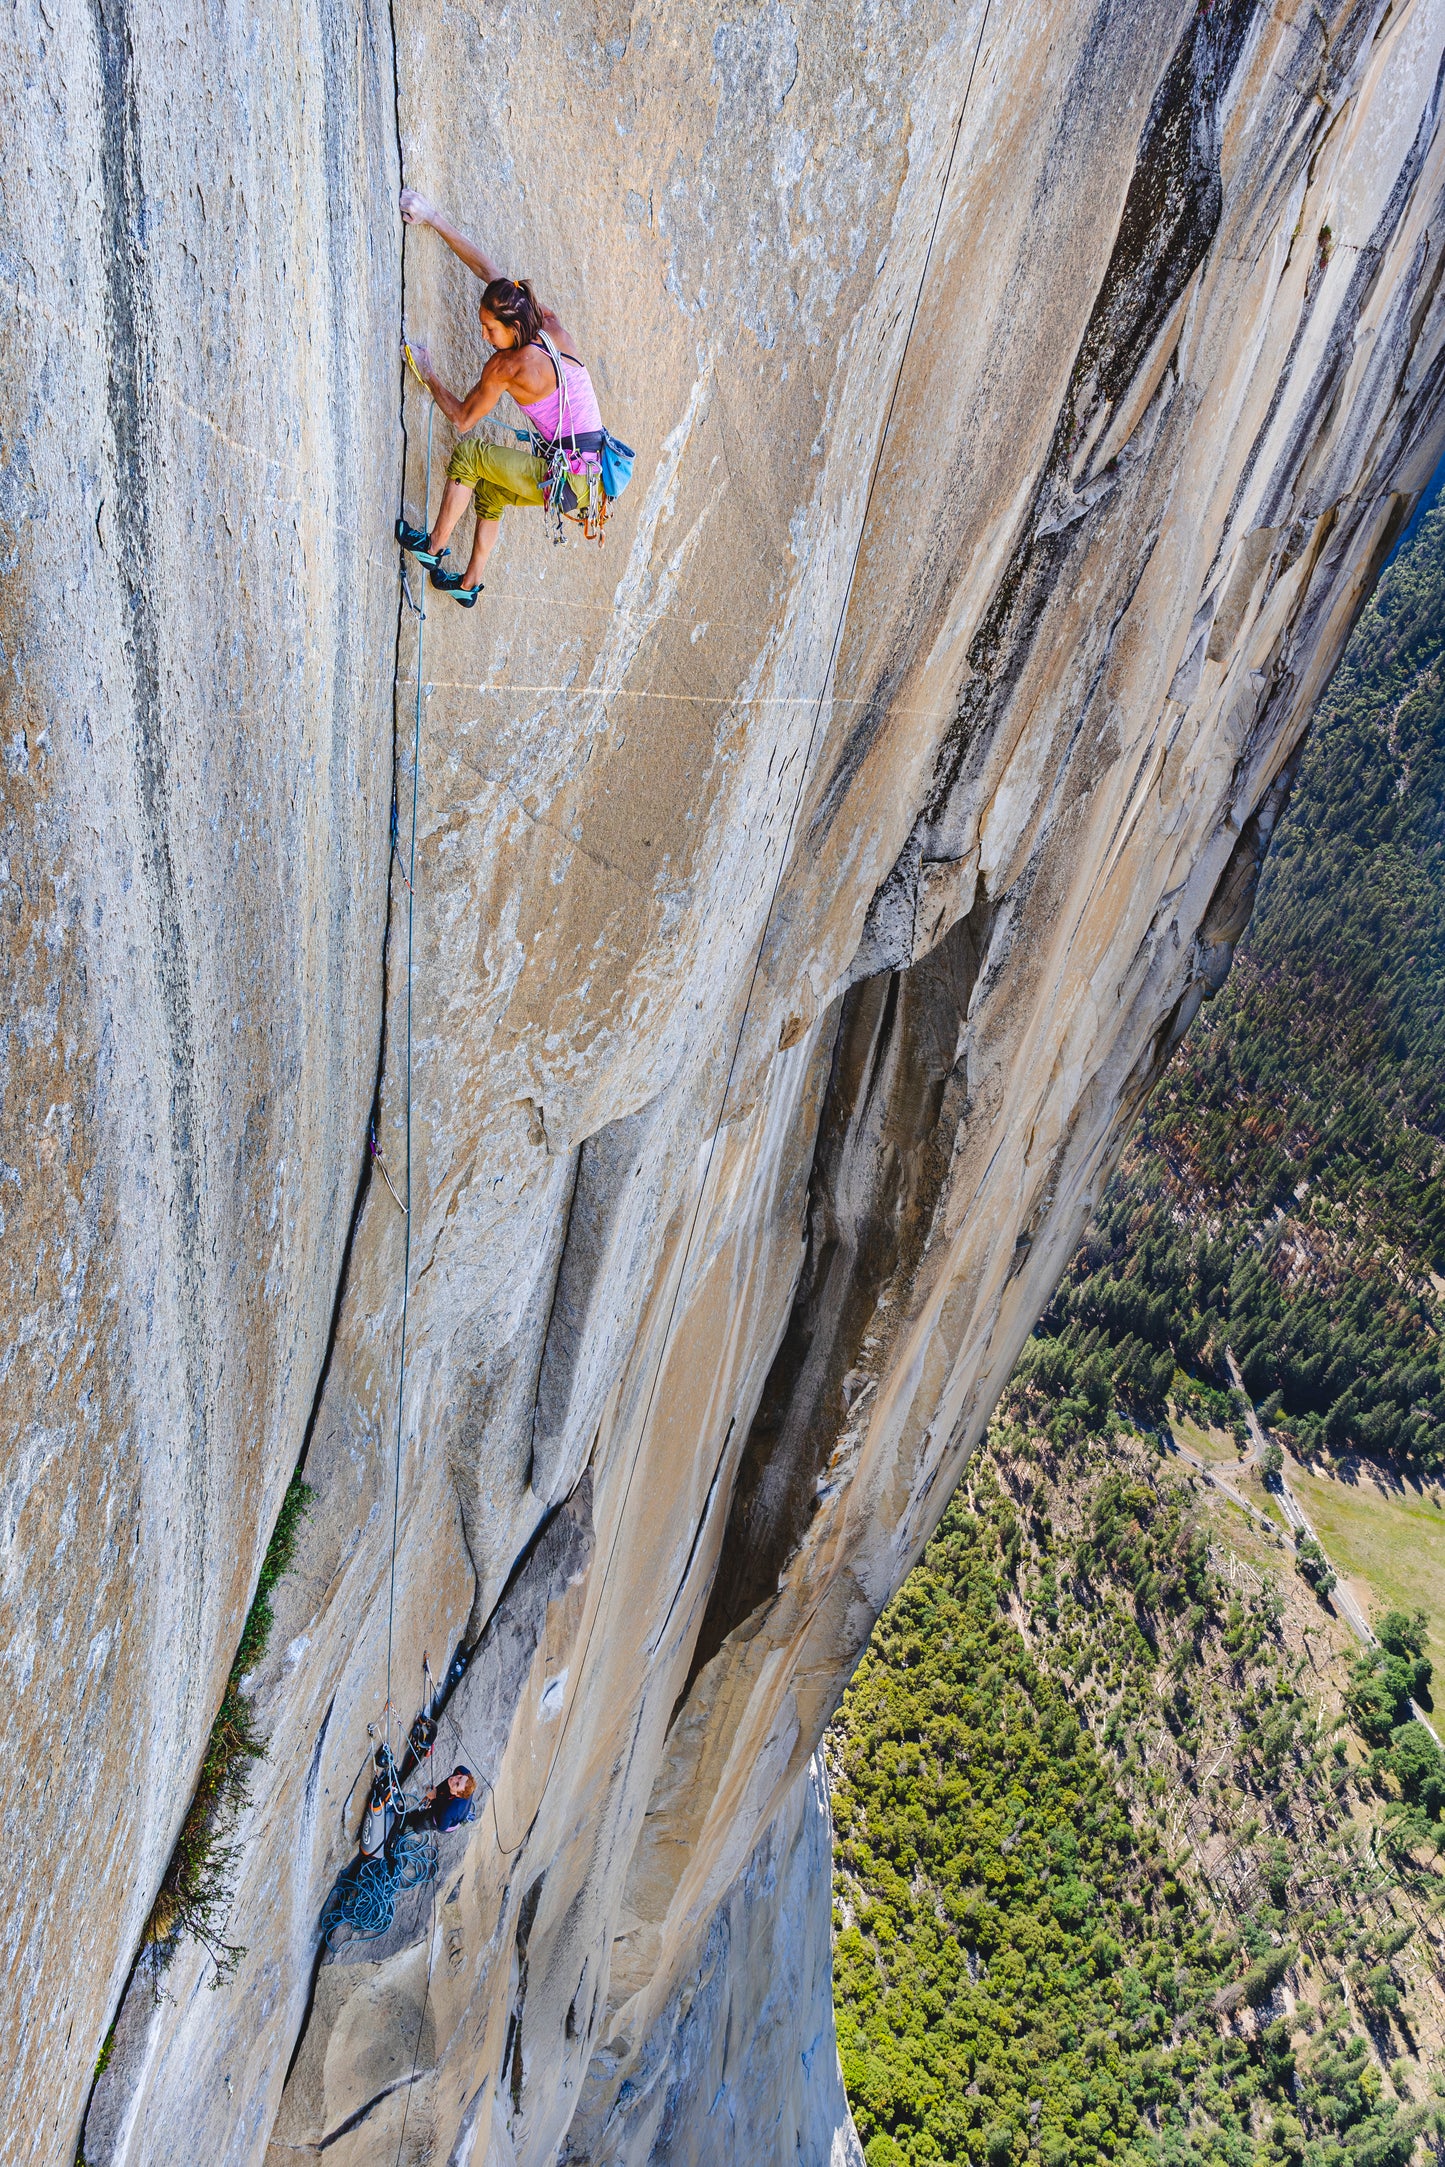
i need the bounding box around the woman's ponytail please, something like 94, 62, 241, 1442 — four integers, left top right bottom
480, 276, 545, 349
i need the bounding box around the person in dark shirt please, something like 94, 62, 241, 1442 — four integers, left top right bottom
421, 1767, 476, 1831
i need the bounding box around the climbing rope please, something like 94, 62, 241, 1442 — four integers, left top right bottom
392, 1833, 440, 2167
319, 1824, 439, 1949
350, 0, 997, 1904
382, 399, 432, 1763
300, 11, 996, 2137
314, 372, 448, 1967
311, 366, 440, 1959
482, 0, 1001, 1856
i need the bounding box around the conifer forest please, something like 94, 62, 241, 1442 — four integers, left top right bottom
829, 501, 1445, 2167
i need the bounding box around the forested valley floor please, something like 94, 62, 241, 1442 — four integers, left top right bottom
829, 501, 1445, 2167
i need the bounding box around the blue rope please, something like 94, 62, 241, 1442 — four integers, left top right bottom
383, 400, 431, 1760
319, 1826, 438, 1949
316, 405, 439, 1956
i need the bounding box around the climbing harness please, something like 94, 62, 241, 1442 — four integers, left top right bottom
358, 1740, 406, 1858
515, 330, 633, 549
401, 326, 632, 552
535, 331, 596, 546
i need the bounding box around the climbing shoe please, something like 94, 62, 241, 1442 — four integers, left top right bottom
430, 564, 482, 607
395, 518, 444, 567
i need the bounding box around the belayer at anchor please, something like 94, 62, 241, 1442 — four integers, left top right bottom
395, 188, 633, 605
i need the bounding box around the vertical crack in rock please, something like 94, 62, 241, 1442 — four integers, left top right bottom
318, 0, 369, 1057
79, 0, 408, 2133
87, 0, 209, 1646
1192, 744, 1305, 1001
649, 1418, 736, 1661
687, 898, 992, 1685
807, 0, 1260, 863
925, 0, 1259, 848
1057, 0, 1257, 472
457, 1471, 595, 1792
1251, 42, 1445, 535
504, 1874, 546, 2129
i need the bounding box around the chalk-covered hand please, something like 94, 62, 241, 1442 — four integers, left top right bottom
400, 187, 437, 227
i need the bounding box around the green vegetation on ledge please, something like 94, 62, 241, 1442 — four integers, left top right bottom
142, 1472, 311, 1981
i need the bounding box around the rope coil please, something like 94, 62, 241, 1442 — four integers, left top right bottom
319, 1825, 438, 1948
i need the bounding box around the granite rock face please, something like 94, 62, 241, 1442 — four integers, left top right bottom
4, 0, 1445, 2161
567, 1755, 864, 2167
0, 0, 399, 2157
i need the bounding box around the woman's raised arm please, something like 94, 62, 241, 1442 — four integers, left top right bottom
400, 189, 502, 284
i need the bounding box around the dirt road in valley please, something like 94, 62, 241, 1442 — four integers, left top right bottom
1221, 1352, 1441, 1745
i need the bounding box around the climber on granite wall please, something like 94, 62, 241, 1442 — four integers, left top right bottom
395, 188, 631, 603
415, 1766, 477, 1830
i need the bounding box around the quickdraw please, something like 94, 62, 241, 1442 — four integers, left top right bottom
369, 1122, 408, 1215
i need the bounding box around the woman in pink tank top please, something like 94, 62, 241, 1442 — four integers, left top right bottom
395, 187, 613, 605
524, 349, 604, 468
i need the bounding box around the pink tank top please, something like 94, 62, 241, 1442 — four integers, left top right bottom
522, 348, 603, 471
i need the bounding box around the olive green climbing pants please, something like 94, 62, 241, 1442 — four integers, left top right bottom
446, 438, 592, 522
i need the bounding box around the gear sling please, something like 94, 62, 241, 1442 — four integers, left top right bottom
523, 330, 634, 546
